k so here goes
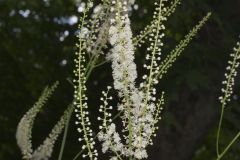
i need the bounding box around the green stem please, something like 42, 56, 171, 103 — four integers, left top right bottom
216, 105, 225, 156
85, 54, 96, 73
58, 105, 74, 160
86, 54, 99, 80
217, 132, 240, 160
94, 59, 109, 68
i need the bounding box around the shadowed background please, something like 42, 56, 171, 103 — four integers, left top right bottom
0, 0, 240, 159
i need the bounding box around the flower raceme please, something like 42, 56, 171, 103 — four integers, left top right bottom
16, 82, 73, 160
219, 42, 240, 106
216, 40, 240, 159
72, 0, 211, 159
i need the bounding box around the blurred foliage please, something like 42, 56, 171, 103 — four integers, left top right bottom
0, 0, 240, 159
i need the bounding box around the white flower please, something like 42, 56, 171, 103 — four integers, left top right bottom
93, 5, 102, 13
109, 34, 119, 45
98, 132, 104, 141
134, 149, 148, 159
102, 141, 110, 153
107, 123, 116, 135
110, 157, 118, 160
109, 26, 118, 35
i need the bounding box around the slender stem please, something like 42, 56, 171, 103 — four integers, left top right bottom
86, 54, 99, 80
94, 59, 109, 68
216, 105, 225, 156
217, 132, 240, 160
85, 53, 96, 74
58, 105, 74, 160
72, 149, 83, 160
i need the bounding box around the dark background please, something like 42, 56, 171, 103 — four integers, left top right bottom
0, 0, 240, 159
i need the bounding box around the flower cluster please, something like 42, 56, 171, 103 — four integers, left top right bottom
98, 0, 168, 159
219, 41, 240, 106
85, 1, 111, 55
16, 82, 72, 160
108, 16, 137, 94
98, 87, 126, 158
16, 82, 58, 159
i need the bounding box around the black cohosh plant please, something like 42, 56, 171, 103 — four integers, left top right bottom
16, 0, 239, 160
72, 0, 210, 159
216, 40, 240, 160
